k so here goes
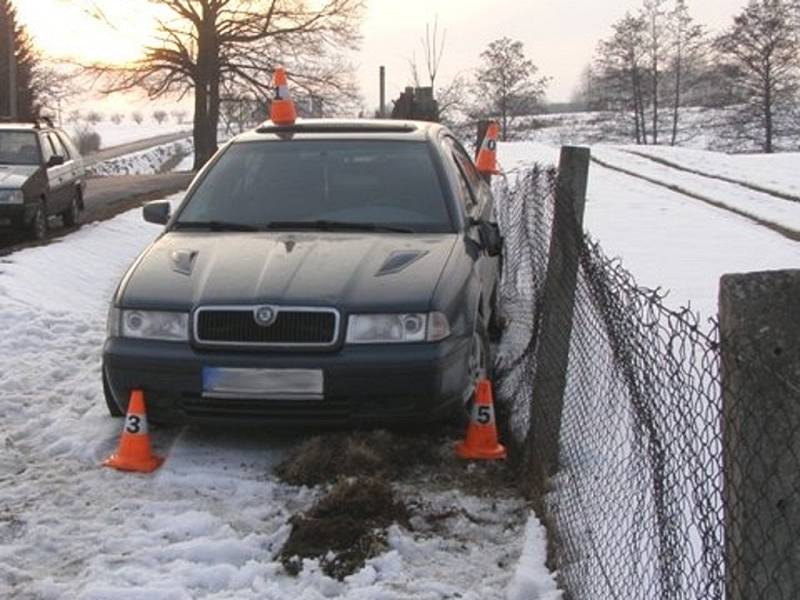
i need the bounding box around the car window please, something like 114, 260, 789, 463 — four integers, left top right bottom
442, 138, 477, 212
177, 140, 454, 233
451, 141, 485, 196
39, 133, 54, 164
47, 132, 67, 159
0, 130, 41, 165
56, 130, 80, 159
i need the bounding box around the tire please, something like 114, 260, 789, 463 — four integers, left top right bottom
455, 317, 492, 425
62, 193, 80, 228
103, 370, 124, 417
28, 202, 47, 241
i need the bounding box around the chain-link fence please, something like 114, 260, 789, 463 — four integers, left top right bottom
493, 165, 799, 600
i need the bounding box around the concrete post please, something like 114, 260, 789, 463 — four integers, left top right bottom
524, 147, 591, 495
719, 269, 800, 600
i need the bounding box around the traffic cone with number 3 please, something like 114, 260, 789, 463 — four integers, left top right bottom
456, 379, 507, 460
103, 389, 164, 473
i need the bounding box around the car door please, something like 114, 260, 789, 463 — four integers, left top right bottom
56, 129, 85, 186
443, 137, 500, 314
43, 131, 71, 213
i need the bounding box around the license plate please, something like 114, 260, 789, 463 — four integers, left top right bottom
202, 367, 324, 400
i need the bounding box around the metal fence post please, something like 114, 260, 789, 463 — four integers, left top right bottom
719, 269, 800, 600
524, 146, 590, 495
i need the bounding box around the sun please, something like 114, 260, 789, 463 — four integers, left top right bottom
16, 0, 163, 66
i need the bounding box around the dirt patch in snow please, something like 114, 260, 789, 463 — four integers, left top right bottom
275, 429, 440, 486
279, 476, 409, 580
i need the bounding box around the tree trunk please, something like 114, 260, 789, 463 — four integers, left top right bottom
652, 56, 659, 145
192, 78, 210, 171
764, 78, 773, 154
671, 53, 682, 146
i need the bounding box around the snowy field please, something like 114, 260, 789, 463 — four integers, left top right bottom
68, 120, 191, 150
498, 141, 800, 318
0, 200, 559, 599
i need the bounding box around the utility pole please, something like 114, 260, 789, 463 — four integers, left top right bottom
6, 14, 17, 118
379, 66, 386, 118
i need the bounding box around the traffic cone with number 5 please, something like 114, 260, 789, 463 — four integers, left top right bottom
456, 379, 507, 460
103, 389, 164, 473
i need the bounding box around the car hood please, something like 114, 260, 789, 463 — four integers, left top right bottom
0, 164, 37, 188
119, 231, 459, 311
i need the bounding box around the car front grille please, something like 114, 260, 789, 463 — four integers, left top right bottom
194, 306, 339, 347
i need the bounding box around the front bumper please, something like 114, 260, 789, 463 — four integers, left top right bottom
103, 335, 472, 426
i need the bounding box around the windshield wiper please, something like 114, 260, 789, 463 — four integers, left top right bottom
265, 220, 414, 234
172, 220, 261, 232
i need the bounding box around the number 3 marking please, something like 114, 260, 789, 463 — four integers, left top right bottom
126, 415, 142, 434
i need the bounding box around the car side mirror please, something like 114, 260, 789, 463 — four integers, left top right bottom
47, 155, 65, 167
470, 218, 503, 257
143, 200, 171, 225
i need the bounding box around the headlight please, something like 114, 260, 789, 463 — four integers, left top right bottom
346, 312, 450, 344
0, 189, 24, 204
120, 310, 189, 341
107, 306, 120, 337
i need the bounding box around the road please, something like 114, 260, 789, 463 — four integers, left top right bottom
0, 172, 195, 255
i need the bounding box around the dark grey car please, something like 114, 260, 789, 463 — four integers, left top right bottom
103, 119, 502, 426
0, 120, 86, 240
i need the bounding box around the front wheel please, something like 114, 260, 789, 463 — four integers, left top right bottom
62, 194, 80, 228
28, 202, 48, 241
103, 371, 124, 417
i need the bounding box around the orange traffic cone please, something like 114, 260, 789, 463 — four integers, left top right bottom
475, 122, 501, 175
271, 66, 297, 126
103, 389, 164, 473
456, 379, 507, 460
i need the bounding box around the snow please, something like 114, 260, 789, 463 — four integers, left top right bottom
589, 146, 800, 235
173, 152, 196, 172
620, 145, 800, 199
89, 139, 194, 177
498, 141, 800, 318
68, 120, 191, 150
0, 200, 558, 598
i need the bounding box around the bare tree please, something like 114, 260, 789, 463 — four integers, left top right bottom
422, 15, 446, 94
131, 111, 144, 125
715, 0, 800, 152
87, 0, 364, 169
471, 37, 550, 141
594, 13, 650, 144
110, 112, 125, 125
642, 0, 670, 144
667, 0, 706, 145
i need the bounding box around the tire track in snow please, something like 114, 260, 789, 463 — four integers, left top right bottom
589, 155, 800, 242
620, 148, 800, 204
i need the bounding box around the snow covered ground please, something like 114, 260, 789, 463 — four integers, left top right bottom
68, 120, 191, 150
498, 141, 800, 318
89, 139, 194, 177
0, 200, 559, 599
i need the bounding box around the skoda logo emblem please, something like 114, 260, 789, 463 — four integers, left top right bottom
254, 306, 278, 327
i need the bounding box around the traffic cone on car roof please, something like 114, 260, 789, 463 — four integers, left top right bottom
456, 379, 507, 460
475, 121, 501, 175
271, 66, 297, 126
103, 389, 163, 473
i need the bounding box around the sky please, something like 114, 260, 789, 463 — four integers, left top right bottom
17, 0, 751, 113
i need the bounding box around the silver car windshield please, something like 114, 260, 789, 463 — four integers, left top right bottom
176, 140, 454, 234
0, 131, 40, 166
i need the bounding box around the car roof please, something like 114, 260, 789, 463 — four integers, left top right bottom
234, 118, 444, 143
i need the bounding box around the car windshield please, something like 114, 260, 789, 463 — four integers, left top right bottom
0, 131, 40, 166
175, 140, 454, 233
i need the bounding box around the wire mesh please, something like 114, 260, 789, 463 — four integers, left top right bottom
493, 167, 799, 600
